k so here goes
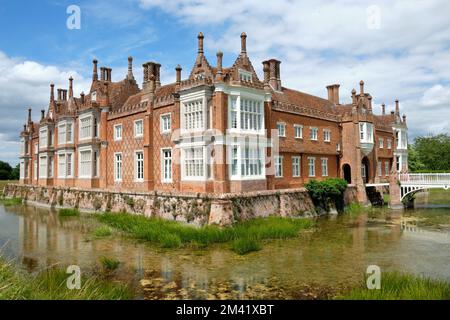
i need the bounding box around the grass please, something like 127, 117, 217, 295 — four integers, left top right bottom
231, 238, 262, 254
0, 258, 132, 300
0, 197, 22, 207
343, 202, 366, 216
96, 213, 314, 254
339, 272, 450, 300
416, 189, 450, 205
58, 208, 80, 217
93, 226, 113, 238
99, 257, 120, 272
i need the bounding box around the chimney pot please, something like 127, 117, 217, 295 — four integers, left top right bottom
381, 103, 386, 115
80, 92, 85, 104
93, 59, 98, 81
127, 56, 134, 80
197, 32, 204, 54
359, 80, 364, 95
326, 84, 340, 105
69, 77, 74, 98
100, 67, 105, 81
50, 83, 55, 102
395, 99, 400, 115
175, 65, 182, 85
240, 32, 247, 54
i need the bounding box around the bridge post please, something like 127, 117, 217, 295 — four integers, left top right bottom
388, 167, 403, 210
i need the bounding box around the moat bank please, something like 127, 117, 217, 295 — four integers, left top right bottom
0, 195, 449, 299
3, 184, 358, 225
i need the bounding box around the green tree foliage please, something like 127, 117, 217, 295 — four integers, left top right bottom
410, 134, 450, 171
0, 161, 19, 180
305, 178, 348, 212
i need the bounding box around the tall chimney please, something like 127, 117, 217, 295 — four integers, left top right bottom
262, 61, 270, 89
381, 103, 386, 115
403, 114, 407, 123
216, 51, 223, 81
326, 84, 340, 105
100, 67, 106, 81
176, 65, 182, 85
360, 80, 364, 95
107, 68, 112, 82
265, 59, 281, 91
368, 95, 372, 112
127, 56, 134, 80
395, 99, 400, 116
240, 32, 247, 55
57, 89, 62, 101
351, 89, 357, 105
155, 64, 161, 88
28, 108, 32, 123
80, 92, 85, 105
62, 89, 68, 101
41, 110, 45, 120
69, 77, 73, 98
50, 83, 55, 102
276, 60, 282, 90
143, 63, 149, 84
93, 59, 98, 81
196, 32, 204, 66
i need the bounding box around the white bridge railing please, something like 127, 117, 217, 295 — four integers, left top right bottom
399, 173, 450, 185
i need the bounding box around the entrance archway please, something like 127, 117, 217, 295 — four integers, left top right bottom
343, 164, 352, 184
361, 157, 370, 184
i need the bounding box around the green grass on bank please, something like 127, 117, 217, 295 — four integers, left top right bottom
58, 208, 80, 217
0, 259, 132, 300
339, 272, 450, 300
97, 213, 314, 254
0, 197, 22, 207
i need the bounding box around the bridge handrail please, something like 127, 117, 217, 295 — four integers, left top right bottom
399, 173, 450, 184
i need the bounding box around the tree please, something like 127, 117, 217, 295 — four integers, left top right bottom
408, 144, 425, 172
10, 164, 20, 180
412, 134, 450, 171
0, 161, 13, 180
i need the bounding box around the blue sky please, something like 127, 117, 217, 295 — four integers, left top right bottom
1, 0, 450, 165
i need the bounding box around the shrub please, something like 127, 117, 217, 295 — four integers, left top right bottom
100, 257, 120, 272
231, 238, 262, 255
305, 178, 348, 212
93, 226, 112, 238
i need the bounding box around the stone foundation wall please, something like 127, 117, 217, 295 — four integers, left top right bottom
3, 184, 330, 226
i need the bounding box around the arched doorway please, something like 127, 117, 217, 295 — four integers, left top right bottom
343, 164, 352, 184
361, 157, 370, 184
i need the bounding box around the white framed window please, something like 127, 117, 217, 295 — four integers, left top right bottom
34, 142, 38, 155
231, 146, 239, 176
67, 123, 73, 142
230, 97, 238, 129
323, 129, 331, 142
292, 156, 301, 177
387, 138, 392, 149
160, 114, 171, 133
294, 125, 303, 139
39, 156, 47, 179
58, 121, 74, 145
183, 147, 204, 180
39, 128, 48, 149
58, 154, 66, 178
114, 153, 122, 182
321, 158, 328, 177
229, 145, 265, 180
310, 127, 318, 141
58, 123, 66, 144
359, 122, 374, 143
308, 157, 316, 177
19, 160, 24, 179
385, 161, 390, 176
91, 91, 97, 102
135, 151, 144, 181
379, 138, 384, 149
183, 99, 204, 131
20, 138, 25, 155
34, 161, 38, 180
378, 162, 382, 177
238, 69, 252, 82
79, 150, 92, 178
161, 149, 172, 183
79, 116, 92, 140
277, 122, 286, 137
114, 124, 122, 141
228, 95, 264, 133
275, 155, 283, 178
58, 152, 74, 178
48, 156, 53, 178
134, 119, 143, 137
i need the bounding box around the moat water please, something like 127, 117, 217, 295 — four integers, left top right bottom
1, 193, 449, 299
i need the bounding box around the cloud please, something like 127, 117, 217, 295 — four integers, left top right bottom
138, 0, 450, 138
0, 51, 91, 165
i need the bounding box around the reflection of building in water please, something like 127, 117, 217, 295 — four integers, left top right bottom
400, 219, 450, 244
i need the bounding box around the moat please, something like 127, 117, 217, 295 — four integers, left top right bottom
1, 192, 449, 299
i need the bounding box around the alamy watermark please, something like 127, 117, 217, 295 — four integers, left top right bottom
366, 265, 381, 290
66, 265, 81, 290
366, 5, 381, 30
66, 5, 81, 30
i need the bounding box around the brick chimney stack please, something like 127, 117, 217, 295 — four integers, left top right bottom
50, 83, 55, 103
100, 67, 106, 81
382, 103, 386, 115
80, 92, 85, 105
106, 68, 112, 82
57, 89, 62, 101
395, 99, 400, 116
196, 32, 204, 66
62, 89, 68, 101
155, 63, 161, 88
143, 62, 157, 91
368, 95, 372, 112
360, 80, 364, 95
326, 84, 340, 105
93, 59, 98, 81
264, 59, 281, 91
175, 65, 182, 85
240, 32, 247, 55
351, 89, 357, 105
216, 51, 223, 81
69, 76, 73, 98
28, 108, 32, 124
262, 61, 270, 90
127, 56, 135, 80
41, 109, 45, 120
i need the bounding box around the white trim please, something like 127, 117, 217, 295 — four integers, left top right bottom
227, 92, 265, 135
114, 152, 123, 182
275, 155, 283, 178
308, 157, 316, 177
79, 114, 94, 141
321, 157, 328, 177
309, 127, 318, 141
134, 119, 144, 138
114, 123, 123, 141
292, 156, 301, 177
160, 113, 172, 134
134, 150, 144, 182
277, 122, 286, 137
294, 124, 303, 139
161, 148, 173, 183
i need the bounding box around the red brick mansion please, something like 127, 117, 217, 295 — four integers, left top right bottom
18, 32, 408, 203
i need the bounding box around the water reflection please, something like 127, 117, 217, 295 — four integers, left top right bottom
0, 204, 449, 299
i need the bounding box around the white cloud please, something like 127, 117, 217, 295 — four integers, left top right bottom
139, 0, 450, 138
0, 52, 91, 165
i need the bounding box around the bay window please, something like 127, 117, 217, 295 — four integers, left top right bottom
79, 150, 92, 178
79, 116, 92, 140
229, 144, 265, 180
183, 147, 204, 180
359, 122, 374, 143
227, 95, 264, 133
39, 128, 48, 149
39, 156, 47, 178
183, 99, 203, 131
58, 121, 74, 145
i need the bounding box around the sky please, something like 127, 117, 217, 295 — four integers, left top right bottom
1, 0, 450, 165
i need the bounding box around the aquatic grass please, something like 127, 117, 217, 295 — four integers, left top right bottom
0, 197, 22, 207
58, 208, 80, 217
340, 272, 450, 300
93, 226, 112, 238
343, 203, 366, 216
99, 257, 120, 272
0, 259, 132, 300
96, 213, 314, 253
231, 238, 262, 255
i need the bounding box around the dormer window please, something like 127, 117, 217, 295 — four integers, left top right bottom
239, 69, 252, 82
195, 73, 205, 80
